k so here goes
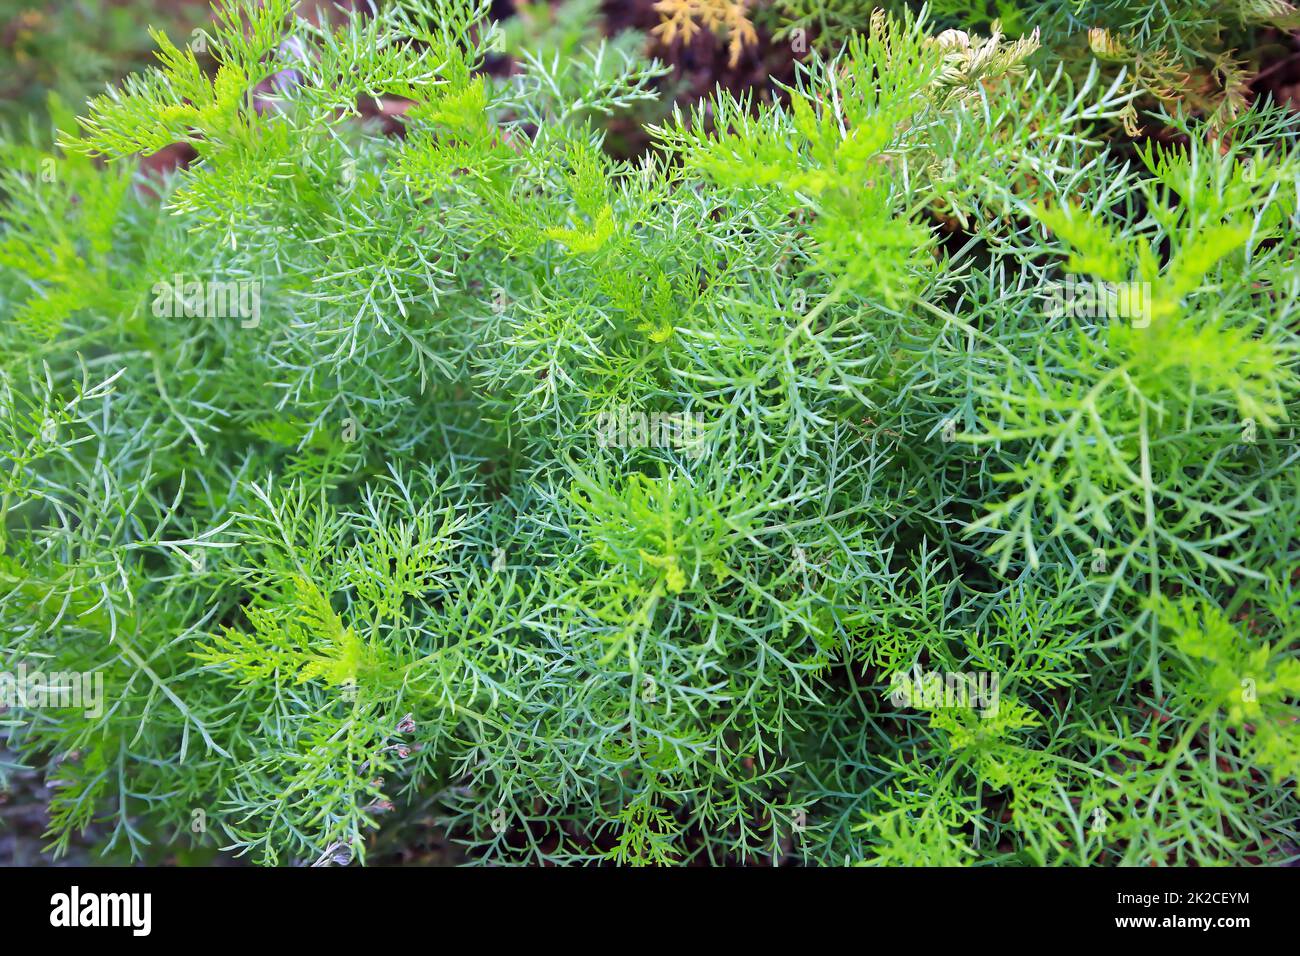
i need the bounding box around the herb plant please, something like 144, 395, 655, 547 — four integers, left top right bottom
1, 0, 1298, 866
764, 1, 1300, 125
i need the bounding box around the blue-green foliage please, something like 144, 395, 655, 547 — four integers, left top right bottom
1, 0, 1298, 865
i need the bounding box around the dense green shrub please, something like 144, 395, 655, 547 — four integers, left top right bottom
1, 0, 1298, 865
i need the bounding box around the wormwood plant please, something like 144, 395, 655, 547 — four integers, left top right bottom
764, 1, 1300, 125
0, 0, 1298, 865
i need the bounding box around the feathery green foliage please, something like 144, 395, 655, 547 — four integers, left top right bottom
767, 0, 1300, 126
1, 0, 1298, 866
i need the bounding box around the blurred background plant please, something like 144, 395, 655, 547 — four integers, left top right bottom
0, 0, 209, 134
